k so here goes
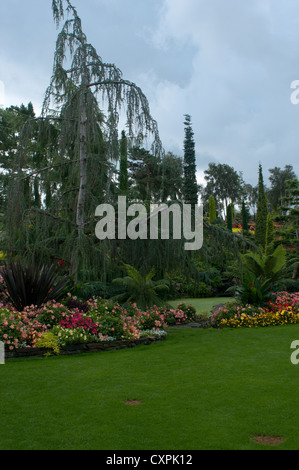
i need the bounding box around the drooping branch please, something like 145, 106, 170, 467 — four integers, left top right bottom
25, 207, 75, 225
18, 159, 80, 180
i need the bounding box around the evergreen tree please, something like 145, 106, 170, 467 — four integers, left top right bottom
255, 164, 268, 247
119, 130, 128, 195
0, 103, 38, 207
227, 203, 233, 231
265, 213, 274, 255
160, 152, 184, 202
183, 115, 198, 206
209, 195, 216, 223
274, 179, 299, 279
128, 146, 162, 201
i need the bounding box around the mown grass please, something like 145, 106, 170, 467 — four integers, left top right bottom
1, 323, 299, 450
169, 297, 235, 314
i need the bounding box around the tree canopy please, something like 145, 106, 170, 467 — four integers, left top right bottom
200, 162, 245, 217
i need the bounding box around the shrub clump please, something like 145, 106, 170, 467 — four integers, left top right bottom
35, 331, 60, 355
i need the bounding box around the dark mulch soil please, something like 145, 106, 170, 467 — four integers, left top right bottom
251, 435, 285, 446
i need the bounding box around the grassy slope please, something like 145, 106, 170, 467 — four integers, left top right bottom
1, 324, 299, 450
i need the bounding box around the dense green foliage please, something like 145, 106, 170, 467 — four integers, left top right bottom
267, 165, 297, 211
111, 264, 169, 309
234, 245, 287, 305
265, 213, 274, 255
226, 203, 233, 231
209, 195, 216, 223
183, 115, 198, 206
255, 164, 268, 248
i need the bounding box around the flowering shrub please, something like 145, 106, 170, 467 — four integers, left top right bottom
87, 299, 141, 340
36, 301, 69, 328
0, 306, 47, 349
0, 309, 23, 350
59, 312, 98, 334
163, 309, 188, 325
210, 303, 263, 328
176, 302, 197, 322
269, 292, 299, 309
211, 292, 299, 329
137, 306, 168, 331
18, 311, 48, 347
35, 331, 60, 355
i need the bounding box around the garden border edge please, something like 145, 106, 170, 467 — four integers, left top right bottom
4, 335, 167, 359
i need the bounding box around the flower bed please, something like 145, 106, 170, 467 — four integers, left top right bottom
0, 296, 196, 357
210, 292, 299, 328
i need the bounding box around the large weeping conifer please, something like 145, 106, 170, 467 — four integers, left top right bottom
7, 0, 163, 282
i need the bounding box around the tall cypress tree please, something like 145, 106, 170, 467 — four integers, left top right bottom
183, 115, 198, 206
255, 164, 268, 247
227, 203, 233, 231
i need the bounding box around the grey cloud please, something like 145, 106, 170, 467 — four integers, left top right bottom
0, 0, 298, 187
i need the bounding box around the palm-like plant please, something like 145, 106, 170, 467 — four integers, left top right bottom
234, 244, 287, 305
241, 244, 286, 282
111, 264, 169, 310
234, 273, 273, 306
0, 261, 73, 311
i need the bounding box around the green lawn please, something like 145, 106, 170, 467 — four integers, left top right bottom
1, 323, 299, 450
169, 297, 235, 314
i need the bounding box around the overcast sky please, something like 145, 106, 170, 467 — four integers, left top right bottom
1, 0, 299, 186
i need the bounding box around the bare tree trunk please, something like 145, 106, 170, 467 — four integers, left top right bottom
71, 75, 88, 281
77, 90, 88, 235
